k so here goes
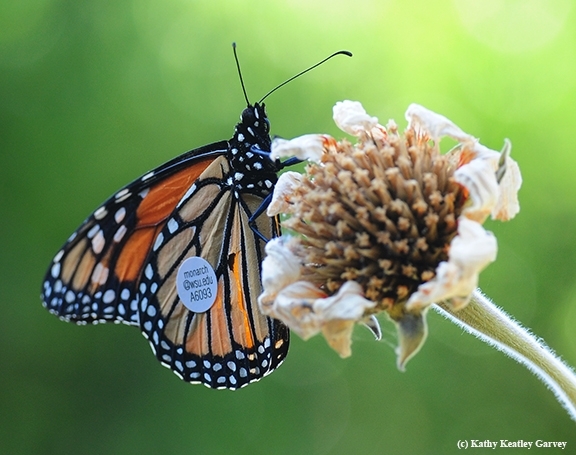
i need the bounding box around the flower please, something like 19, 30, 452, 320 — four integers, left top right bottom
259, 100, 522, 368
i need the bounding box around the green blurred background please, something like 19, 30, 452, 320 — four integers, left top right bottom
2, 0, 576, 453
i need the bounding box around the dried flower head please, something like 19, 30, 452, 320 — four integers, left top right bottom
259, 101, 522, 368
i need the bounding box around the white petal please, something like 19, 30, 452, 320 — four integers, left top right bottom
259, 279, 376, 357
454, 140, 522, 222
270, 134, 327, 162
267, 171, 302, 216
405, 103, 475, 145
406, 218, 497, 311
315, 281, 377, 357
314, 281, 375, 321
258, 237, 303, 309
268, 281, 328, 340
454, 157, 499, 223
333, 101, 379, 136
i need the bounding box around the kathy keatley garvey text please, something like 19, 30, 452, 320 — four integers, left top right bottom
468, 440, 567, 449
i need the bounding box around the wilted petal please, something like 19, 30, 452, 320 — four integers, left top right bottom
321, 320, 356, 358
260, 279, 376, 358
315, 281, 375, 319
270, 135, 328, 162
316, 281, 378, 357
454, 157, 500, 223
258, 237, 303, 308
267, 171, 302, 216
405, 103, 475, 145
455, 140, 522, 223
333, 101, 379, 136
268, 281, 328, 340
406, 218, 497, 311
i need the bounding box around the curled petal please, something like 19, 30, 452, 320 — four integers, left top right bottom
455, 141, 522, 222
405, 103, 475, 145
407, 103, 523, 224
454, 157, 500, 223
333, 100, 379, 137
314, 281, 376, 321
258, 237, 303, 309
406, 218, 497, 311
260, 279, 376, 358
270, 134, 329, 162
267, 171, 302, 216
267, 281, 328, 340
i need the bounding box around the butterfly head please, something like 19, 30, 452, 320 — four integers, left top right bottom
236, 102, 271, 148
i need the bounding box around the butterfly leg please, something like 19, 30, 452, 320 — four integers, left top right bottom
248, 192, 274, 243
277, 156, 301, 169
249, 146, 302, 170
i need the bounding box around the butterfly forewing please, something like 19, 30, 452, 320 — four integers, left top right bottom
41, 103, 290, 389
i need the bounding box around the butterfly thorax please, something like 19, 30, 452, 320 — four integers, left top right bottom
227, 103, 279, 196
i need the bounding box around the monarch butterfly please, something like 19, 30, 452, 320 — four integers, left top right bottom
41, 46, 352, 389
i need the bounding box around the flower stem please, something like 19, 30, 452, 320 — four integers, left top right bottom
434, 289, 576, 422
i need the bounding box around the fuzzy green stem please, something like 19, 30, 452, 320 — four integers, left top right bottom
434, 289, 576, 422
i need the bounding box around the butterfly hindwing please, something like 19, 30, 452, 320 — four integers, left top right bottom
138, 156, 288, 388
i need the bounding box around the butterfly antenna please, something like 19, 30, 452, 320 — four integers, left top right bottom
259, 50, 352, 103
233, 42, 251, 105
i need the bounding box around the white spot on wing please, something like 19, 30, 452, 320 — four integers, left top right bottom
94, 206, 107, 220
87, 224, 100, 239
142, 171, 154, 181
91, 263, 109, 285
116, 188, 129, 199
103, 289, 115, 304
114, 207, 126, 223
153, 232, 164, 251
177, 184, 196, 208
145, 264, 153, 280
167, 218, 178, 233
51, 262, 61, 278
113, 225, 127, 243
53, 250, 64, 263
91, 230, 105, 254
115, 188, 132, 202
